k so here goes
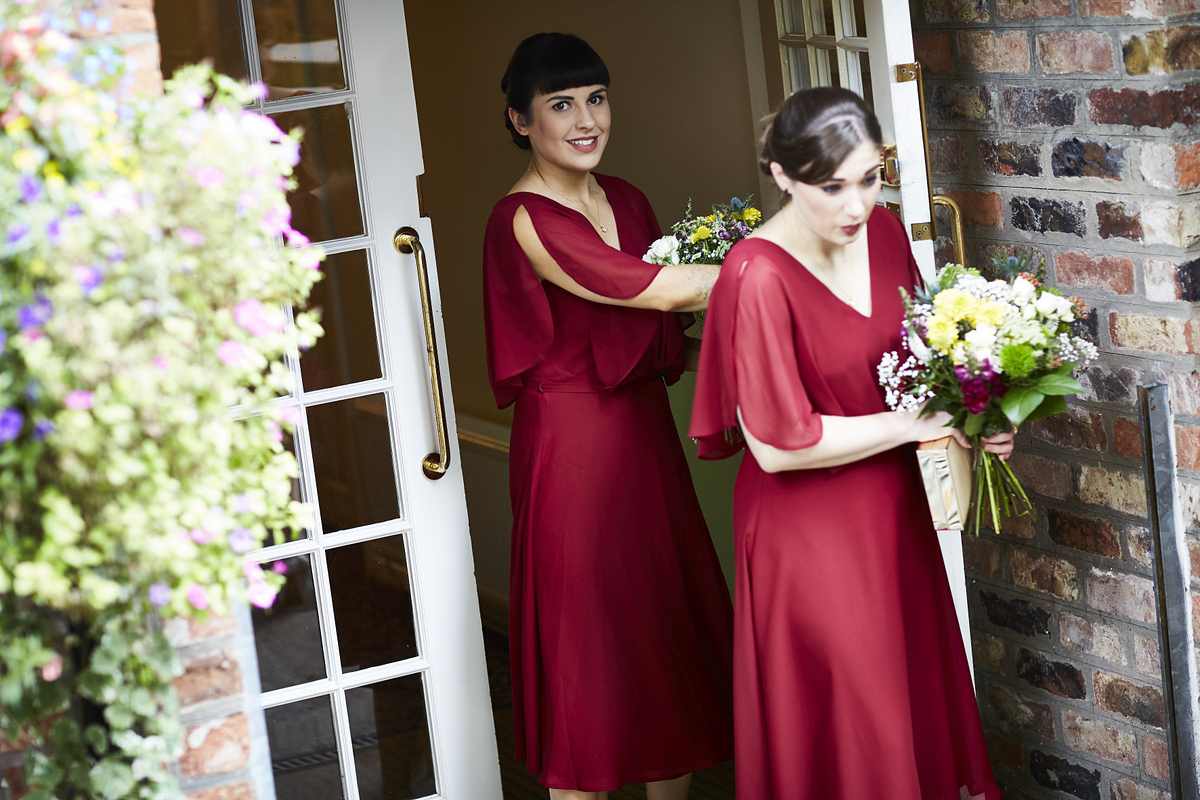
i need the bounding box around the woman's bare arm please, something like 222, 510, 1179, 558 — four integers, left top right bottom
513, 205, 719, 312
740, 408, 1015, 473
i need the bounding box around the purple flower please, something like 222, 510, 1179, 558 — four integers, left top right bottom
247, 580, 277, 609
186, 584, 209, 610
64, 390, 93, 410
0, 409, 23, 442
45, 218, 61, 245
0, 330, 6, 356
17, 295, 52, 331
272, 560, 288, 575
217, 339, 250, 367
177, 227, 205, 247
961, 379, 991, 415
6, 222, 30, 245
147, 582, 170, 607
193, 166, 225, 188
228, 526, 255, 553
72, 264, 103, 295
33, 419, 53, 440
19, 174, 41, 204
232, 493, 253, 514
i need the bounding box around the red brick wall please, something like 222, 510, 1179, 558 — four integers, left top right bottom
914, 0, 1199, 796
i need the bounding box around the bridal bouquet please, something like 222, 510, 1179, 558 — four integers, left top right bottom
643, 196, 763, 267
877, 259, 1097, 534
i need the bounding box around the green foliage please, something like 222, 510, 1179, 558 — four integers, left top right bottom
0, 5, 323, 797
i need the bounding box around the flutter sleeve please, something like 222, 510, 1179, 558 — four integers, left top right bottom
482, 190, 677, 408
689, 242, 823, 460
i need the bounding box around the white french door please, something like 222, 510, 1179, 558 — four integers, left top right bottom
159, 2, 503, 797
748, 0, 972, 673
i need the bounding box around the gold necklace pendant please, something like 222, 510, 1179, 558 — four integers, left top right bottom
530, 164, 609, 234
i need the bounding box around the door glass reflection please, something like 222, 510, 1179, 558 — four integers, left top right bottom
155, 0, 247, 83
252, 554, 326, 691
299, 249, 382, 391
265, 695, 344, 800
787, 46, 812, 91
328, 537, 418, 672
253, 0, 346, 98
272, 104, 364, 243
308, 394, 401, 532
858, 52, 874, 107
347, 675, 437, 800
851, 0, 867, 36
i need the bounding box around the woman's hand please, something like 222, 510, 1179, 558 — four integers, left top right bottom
902, 409, 971, 449
979, 430, 1015, 461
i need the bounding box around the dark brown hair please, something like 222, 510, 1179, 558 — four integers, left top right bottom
759, 87, 883, 185
501, 33, 609, 150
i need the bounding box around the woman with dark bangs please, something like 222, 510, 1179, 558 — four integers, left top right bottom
482, 32, 734, 800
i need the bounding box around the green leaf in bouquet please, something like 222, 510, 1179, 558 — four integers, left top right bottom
1001, 387, 1045, 427
1026, 394, 1069, 422
963, 413, 987, 437
1035, 373, 1084, 396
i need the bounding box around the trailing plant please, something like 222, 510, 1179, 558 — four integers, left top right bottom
0, 5, 323, 797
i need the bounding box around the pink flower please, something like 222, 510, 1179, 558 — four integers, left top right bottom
189, 527, 213, 544
272, 560, 289, 575
296, 248, 322, 270
217, 339, 249, 367
41, 654, 63, 682
284, 227, 309, 247
280, 405, 303, 426
265, 420, 283, 443
234, 299, 282, 337
186, 584, 209, 610
193, 166, 225, 188
261, 206, 291, 236
64, 390, 93, 410
243, 559, 265, 582
177, 227, 205, 247
247, 580, 277, 609
247, 82, 268, 101
152, 355, 170, 371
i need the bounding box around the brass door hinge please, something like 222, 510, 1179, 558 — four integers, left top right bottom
895, 63, 918, 82
911, 221, 933, 241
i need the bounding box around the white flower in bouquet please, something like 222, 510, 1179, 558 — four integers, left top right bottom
644, 234, 681, 265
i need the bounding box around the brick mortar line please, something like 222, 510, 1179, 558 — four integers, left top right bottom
972, 622, 1166, 681
177, 696, 247, 728
969, 579, 1163, 634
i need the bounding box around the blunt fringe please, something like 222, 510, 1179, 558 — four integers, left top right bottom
501, 32, 609, 150
759, 87, 883, 185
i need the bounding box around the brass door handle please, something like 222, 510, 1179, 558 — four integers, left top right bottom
394, 226, 450, 480
932, 195, 966, 266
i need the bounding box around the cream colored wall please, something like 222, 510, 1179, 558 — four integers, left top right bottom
405, 1, 763, 586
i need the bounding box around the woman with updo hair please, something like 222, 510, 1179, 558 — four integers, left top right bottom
690, 87, 1007, 799
482, 32, 734, 799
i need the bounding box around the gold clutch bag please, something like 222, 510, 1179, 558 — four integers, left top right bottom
916, 437, 973, 531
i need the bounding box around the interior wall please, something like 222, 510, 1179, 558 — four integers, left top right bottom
405, 0, 763, 585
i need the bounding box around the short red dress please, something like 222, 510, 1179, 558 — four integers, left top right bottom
690, 207, 1001, 800
483, 174, 734, 791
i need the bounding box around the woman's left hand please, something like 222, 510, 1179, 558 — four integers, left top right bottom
979, 430, 1016, 461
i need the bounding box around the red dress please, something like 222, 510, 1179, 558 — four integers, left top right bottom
690, 207, 1001, 800
483, 174, 734, 791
